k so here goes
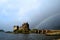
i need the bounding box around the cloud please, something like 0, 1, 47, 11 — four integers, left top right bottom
0, 0, 59, 31
0, 0, 41, 18
0, 0, 41, 31
0, 0, 8, 3
17, 0, 41, 17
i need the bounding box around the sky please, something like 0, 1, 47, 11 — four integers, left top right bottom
0, 0, 60, 31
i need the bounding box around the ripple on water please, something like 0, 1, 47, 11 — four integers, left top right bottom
0, 32, 60, 40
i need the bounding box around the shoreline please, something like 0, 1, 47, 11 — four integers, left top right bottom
0, 32, 60, 36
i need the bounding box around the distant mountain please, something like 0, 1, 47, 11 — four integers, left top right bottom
0, 30, 4, 32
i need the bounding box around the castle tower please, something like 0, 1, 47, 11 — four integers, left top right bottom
13, 25, 19, 32
22, 22, 30, 30
21, 22, 30, 33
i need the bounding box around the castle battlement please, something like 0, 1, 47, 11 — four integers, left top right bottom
13, 23, 30, 33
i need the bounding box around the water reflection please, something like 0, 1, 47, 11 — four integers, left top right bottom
0, 32, 60, 40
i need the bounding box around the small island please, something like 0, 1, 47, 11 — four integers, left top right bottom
13, 22, 41, 34
5, 31, 12, 33
0, 30, 4, 32
13, 22, 60, 36
13, 22, 30, 34
1, 22, 60, 36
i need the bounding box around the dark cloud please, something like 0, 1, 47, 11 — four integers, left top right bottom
38, 14, 60, 30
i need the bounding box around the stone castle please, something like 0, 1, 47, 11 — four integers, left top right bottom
13, 22, 48, 34
13, 22, 30, 33
13, 23, 60, 35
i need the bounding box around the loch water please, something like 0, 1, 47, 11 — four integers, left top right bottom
0, 32, 60, 40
